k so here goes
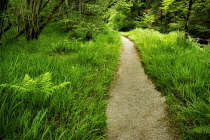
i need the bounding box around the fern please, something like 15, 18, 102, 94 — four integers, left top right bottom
190, 98, 210, 135
0, 72, 70, 101
193, 126, 210, 134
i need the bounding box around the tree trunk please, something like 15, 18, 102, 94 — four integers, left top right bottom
185, 0, 193, 38
22, 0, 65, 40
0, 0, 9, 40
38, 0, 65, 33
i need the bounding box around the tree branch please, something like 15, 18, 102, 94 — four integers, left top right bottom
39, 0, 50, 14
38, 0, 65, 31
107, 0, 120, 8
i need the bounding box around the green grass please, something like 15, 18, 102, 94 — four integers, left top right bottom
0, 23, 121, 139
123, 29, 210, 139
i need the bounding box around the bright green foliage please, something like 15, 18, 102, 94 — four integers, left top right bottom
123, 29, 210, 139
0, 72, 70, 101
193, 126, 210, 135
190, 99, 210, 135
157, 0, 210, 38
161, 0, 175, 14
108, 0, 135, 31
60, 0, 111, 40
107, 0, 162, 31
0, 23, 121, 139
135, 12, 155, 28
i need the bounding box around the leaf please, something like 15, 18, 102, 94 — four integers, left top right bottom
193, 126, 210, 134
0, 84, 10, 88
22, 74, 35, 89
22, 74, 32, 84
161, 0, 175, 14
51, 82, 71, 92
1, 72, 70, 101
39, 72, 52, 90
0, 84, 28, 92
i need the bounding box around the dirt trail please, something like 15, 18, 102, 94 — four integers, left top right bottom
106, 36, 173, 140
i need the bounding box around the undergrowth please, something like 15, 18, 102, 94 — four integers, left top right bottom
123, 29, 210, 139
0, 23, 121, 139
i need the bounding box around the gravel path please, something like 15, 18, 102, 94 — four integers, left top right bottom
106, 36, 173, 140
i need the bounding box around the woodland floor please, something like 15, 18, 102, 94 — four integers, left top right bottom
106, 36, 174, 140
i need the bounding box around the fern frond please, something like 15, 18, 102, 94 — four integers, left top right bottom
206, 114, 210, 119
9, 85, 28, 92
1, 72, 70, 101
193, 126, 210, 134
0, 84, 28, 92
39, 72, 52, 86
22, 74, 32, 85
0, 84, 10, 88
39, 72, 52, 90
22, 79, 36, 90
22, 74, 39, 90
208, 97, 210, 103
51, 82, 71, 92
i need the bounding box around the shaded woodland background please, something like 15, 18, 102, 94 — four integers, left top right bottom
0, 0, 210, 43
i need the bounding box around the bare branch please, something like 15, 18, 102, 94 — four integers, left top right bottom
39, 0, 50, 14
39, 0, 65, 31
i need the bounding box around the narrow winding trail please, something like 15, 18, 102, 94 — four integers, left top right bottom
106, 37, 173, 140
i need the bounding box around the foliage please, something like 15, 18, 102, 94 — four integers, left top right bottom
135, 13, 155, 29
1, 0, 210, 138
1, 0, 114, 41
158, 0, 210, 38
190, 99, 210, 136
8, 0, 65, 40
0, 23, 122, 139
161, 0, 175, 14
124, 29, 210, 139
168, 21, 185, 31
59, 0, 111, 40
107, 0, 135, 31
1, 0, 209, 41
67, 19, 107, 41
0, 72, 70, 101
0, 0, 10, 42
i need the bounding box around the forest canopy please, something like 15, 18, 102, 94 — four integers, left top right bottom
0, 0, 210, 43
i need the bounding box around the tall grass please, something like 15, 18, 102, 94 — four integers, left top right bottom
0, 23, 121, 139
123, 29, 210, 139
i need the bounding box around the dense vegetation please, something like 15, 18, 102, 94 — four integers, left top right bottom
0, 23, 121, 139
1, 0, 210, 42
108, 0, 210, 39
123, 29, 210, 139
0, 0, 209, 139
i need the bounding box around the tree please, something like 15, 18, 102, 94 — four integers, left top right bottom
108, 0, 137, 31
60, 0, 114, 40
0, 0, 11, 43
185, 0, 194, 38
159, 0, 210, 38
11, 0, 65, 40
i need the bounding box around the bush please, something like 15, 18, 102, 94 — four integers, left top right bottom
168, 21, 185, 31
107, 0, 135, 31
189, 24, 210, 38
68, 22, 106, 40
135, 13, 155, 29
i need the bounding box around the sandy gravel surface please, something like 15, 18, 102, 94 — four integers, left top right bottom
106, 36, 173, 140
